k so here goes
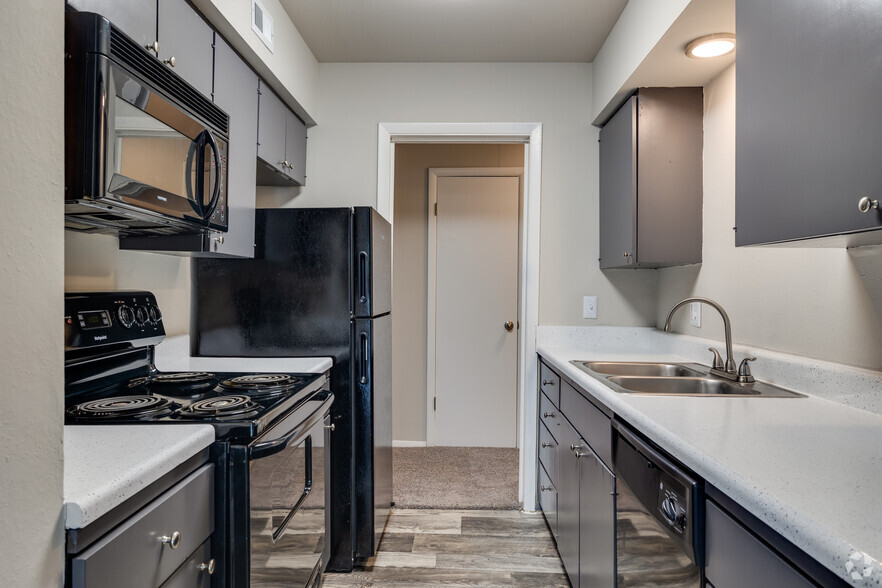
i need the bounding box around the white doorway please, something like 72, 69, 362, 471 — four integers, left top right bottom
427, 169, 523, 447
377, 122, 543, 510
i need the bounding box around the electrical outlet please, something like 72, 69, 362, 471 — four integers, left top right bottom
583, 296, 598, 319
689, 302, 701, 327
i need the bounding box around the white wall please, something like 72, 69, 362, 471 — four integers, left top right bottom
289, 62, 658, 327
65, 233, 192, 336
0, 1, 65, 585
658, 64, 882, 371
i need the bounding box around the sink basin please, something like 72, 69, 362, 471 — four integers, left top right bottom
577, 361, 705, 378
606, 376, 804, 398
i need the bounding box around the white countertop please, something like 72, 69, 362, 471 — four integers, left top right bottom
64, 425, 215, 529
154, 335, 333, 374
537, 331, 882, 586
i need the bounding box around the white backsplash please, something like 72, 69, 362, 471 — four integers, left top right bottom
537, 326, 882, 416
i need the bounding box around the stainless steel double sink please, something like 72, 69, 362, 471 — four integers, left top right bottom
571, 361, 804, 398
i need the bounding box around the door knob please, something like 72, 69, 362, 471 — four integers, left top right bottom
504, 321, 514, 332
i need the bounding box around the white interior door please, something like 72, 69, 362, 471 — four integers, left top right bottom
430, 174, 521, 447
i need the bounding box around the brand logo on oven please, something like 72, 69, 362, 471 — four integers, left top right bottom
93, 335, 108, 342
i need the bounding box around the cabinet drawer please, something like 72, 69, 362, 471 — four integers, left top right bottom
72, 464, 214, 588
538, 420, 558, 486
537, 462, 557, 539
705, 501, 813, 588
539, 392, 561, 439
539, 361, 560, 408
160, 540, 212, 588
560, 381, 611, 469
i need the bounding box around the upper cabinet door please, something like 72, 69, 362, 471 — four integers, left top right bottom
285, 112, 307, 186
736, 0, 882, 246
157, 0, 214, 98
212, 35, 258, 258
599, 96, 637, 268
257, 83, 289, 178
67, 0, 157, 48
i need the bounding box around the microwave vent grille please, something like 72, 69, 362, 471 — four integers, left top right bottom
109, 28, 228, 135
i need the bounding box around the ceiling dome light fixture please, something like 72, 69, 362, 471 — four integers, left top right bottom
685, 33, 736, 59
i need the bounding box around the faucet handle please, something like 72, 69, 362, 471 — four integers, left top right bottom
708, 347, 725, 370
737, 357, 757, 383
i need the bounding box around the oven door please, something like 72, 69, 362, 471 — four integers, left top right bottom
247, 396, 332, 588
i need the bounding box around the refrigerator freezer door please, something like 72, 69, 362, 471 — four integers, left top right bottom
352, 314, 393, 558
353, 207, 392, 318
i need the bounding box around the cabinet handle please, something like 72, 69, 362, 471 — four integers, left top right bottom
543, 411, 555, 418
540, 485, 553, 492
858, 197, 879, 213
325, 423, 335, 431
283, 160, 291, 169
163, 56, 176, 67
198, 559, 216, 575
145, 41, 159, 56
575, 450, 590, 459
160, 531, 181, 549
541, 442, 553, 448
541, 379, 555, 386
570, 443, 582, 452
213, 235, 224, 245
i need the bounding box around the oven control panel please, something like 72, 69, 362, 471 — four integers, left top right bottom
65, 291, 166, 351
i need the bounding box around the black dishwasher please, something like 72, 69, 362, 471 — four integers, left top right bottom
613, 420, 704, 587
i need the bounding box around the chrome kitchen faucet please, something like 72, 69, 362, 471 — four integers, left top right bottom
664, 297, 756, 383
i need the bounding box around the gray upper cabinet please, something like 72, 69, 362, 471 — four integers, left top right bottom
599, 88, 703, 269
211, 35, 259, 258
257, 82, 308, 186
736, 0, 882, 246
157, 0, 214, 98
66, 0, 157, 47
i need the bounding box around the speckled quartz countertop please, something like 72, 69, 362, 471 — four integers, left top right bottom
64, 425, 215, 529
537, 327, 882, 587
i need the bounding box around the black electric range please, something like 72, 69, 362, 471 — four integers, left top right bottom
64, 292, 334, 587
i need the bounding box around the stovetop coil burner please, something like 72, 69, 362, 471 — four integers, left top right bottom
67, 395, 180, 420
129, 372, 219, 396
218, 374, 304, 398
176, 395, 261, 419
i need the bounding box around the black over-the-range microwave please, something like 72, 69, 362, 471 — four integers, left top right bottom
64, 10, 229, 236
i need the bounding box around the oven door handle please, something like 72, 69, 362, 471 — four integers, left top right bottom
249, 397, 331, 460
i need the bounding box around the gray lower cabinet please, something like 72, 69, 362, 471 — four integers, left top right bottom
599, 87, 703, 269
537, 362, 615, 588
736, 0, 882, 246
705, 500, 813, 588
160, 540, 213, 588
210, 35, 259, 258
70, 464, 215, 588
157, 0, 214, 98
257, 82, 308, 186
66, 0, 157, 48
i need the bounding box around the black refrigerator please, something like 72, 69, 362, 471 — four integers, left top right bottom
191, 207, 392, 572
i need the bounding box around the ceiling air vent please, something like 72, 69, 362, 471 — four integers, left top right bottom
252, 0, 274, 53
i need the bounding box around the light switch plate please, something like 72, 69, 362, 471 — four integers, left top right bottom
583, 296, 598, 319
689, 302, 701, 327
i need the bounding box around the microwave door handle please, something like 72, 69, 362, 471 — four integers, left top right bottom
203, 129, 222, 219
185, 141, 201, 216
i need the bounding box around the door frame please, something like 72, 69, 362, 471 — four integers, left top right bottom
426, 167, 525, 447
376, 122, 543, 509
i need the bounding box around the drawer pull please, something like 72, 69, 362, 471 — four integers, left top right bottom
325, 423, 335, 431
541, 442, 553, 448
160, 531, 181, 550
542, 379, 555, 386
540, 485, 554, 492
198, 559, 216, 575
543, 411, 555, 418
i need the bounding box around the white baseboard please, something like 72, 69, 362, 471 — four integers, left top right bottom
392, 440, 428, 448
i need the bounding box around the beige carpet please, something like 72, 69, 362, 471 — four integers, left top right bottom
392, 447, 521, 510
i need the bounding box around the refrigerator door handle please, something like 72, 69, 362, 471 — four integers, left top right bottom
358, 251, 369, 304
359, 332, 369, 384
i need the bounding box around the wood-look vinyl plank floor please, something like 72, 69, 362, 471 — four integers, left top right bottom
322, 509, 570, 587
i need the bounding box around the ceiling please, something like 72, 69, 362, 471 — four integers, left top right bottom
278, 0, 629, 63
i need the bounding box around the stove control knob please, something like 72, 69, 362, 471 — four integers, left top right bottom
135, 306, 150, 326
676, 514, 688, 529
148, 305, 162, 324
117, 305, 136, 328
662, 498, 678, 524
